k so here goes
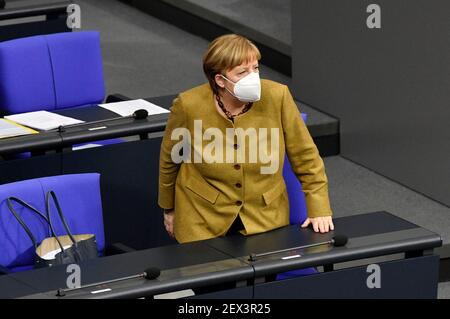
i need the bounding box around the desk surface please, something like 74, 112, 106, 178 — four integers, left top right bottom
54, 95, 174, 123
0, 211, 441, 299
0, 96, 173, 155
205, 211, 441, 276
0, 240, 252, 299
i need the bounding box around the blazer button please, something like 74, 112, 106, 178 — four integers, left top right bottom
235, 183, 242, 189
234, 164, 241, 170
236, 200, 243, 206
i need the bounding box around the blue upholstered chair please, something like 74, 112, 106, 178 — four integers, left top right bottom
278, 113, 318, 280
0, 174, 105, 273
284, 113, 309, 226
0, 31, 120, 150
0, 31, 105, 113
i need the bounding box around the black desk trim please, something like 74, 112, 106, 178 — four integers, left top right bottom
0, 1, 69, 20
0, 212, 442, 299
203, 211, 442, 277
0, 96, 174, 156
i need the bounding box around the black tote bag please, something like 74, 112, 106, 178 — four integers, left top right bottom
7, 190, 98, 268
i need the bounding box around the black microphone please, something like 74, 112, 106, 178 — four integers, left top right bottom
56, 267, 161, 297
143, 267, 161, 280
249, 235, 348, 262
56, 109, 149, 133
132, 109, 149, 120
0, 1, 5, 9
332, 234, 348, 247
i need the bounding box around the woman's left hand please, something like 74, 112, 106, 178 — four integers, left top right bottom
301, 216, 334, 233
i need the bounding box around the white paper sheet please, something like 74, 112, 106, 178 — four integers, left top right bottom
98, 99, 170, 117
0, 119, 38, 139
5, 111, 84, 131
41, 245, 72, 260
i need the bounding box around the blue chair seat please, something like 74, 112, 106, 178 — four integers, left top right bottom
277, 112, 318, 280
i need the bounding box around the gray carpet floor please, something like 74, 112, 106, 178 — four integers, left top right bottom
438, 282, 450, 299
325, 156, 450, 244
77, 0, 290, 99
182, 0, 291, 46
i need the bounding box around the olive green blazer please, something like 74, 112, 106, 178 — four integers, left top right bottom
159, 79, 332, 243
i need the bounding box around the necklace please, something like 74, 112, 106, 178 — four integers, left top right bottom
215, 94, 252, 121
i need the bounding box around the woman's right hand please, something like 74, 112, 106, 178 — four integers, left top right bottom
163, 210, 175, 238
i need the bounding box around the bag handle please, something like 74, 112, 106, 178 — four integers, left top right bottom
6, 197, 65, 253
45, 191, 78, 246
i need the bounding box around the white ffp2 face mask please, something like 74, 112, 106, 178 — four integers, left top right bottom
221, 72, 261, 103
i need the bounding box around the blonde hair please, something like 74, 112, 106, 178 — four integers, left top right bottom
203, 34, 261, 95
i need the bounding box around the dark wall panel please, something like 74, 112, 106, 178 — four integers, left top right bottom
292, 0, 450, 206
0, 154, 62, 185
62, 139, 176, 250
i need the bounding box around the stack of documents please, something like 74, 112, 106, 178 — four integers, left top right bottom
99, 99, 170, 117
0, 119, 38, 139
5, 111, 84, 131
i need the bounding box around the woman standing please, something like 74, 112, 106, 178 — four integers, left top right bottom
159, 34, 333, 243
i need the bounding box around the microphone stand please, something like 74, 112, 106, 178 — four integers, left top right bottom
249, 237, 346, 262
56, 272, 148, 297
55, 110, 149, 133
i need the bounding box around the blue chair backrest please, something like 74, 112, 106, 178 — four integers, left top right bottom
0, 174, 105, 273
279, 112, 318, 280
0, 31, 105, 114
283, 113, 308, 225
